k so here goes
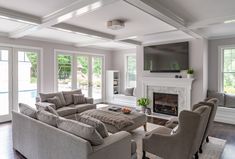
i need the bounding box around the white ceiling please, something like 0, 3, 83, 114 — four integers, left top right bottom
66, 1, 176, 38
155, 0, 235, 23
0, 0, 77, 17
0, 0, 234, 50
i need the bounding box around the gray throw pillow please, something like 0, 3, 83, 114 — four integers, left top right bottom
39, 92, 66, 106
37, 110, 58, 127
207, 90, 224, 106
19, 103, 37, 119
225, 94, 235, 108
76, 114, 109, 138
73, 94, 86, 104
57, 118, 104, 146
46, 96, 63, 109
62, 89, 82, 105
124, 88, 134, 96
45, 106, 59, 116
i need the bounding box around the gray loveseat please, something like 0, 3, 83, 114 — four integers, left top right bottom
12, 111, 136, 159
36, 89, 96, 119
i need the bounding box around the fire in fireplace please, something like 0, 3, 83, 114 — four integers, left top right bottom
153, 92, 178, 116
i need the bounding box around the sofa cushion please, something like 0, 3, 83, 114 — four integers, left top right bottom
73, 94, 86, 104
45, 105, 59, 116
19, 103, 37, 119
39, 92, 66, 106
75, 104, 96, 113
76, 114, 109, 138
124, 88, 134, 96
56, 106, 77, 117
46, 96, 63, 109
207, 90, 224, 106
225, 94, 235, 108
62, 89, 82, 105
57, 118, 104, 146
37, 110, 58, 127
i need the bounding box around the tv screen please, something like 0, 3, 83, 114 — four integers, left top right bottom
144, 42, 189, 72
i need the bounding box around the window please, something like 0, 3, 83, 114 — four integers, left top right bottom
221, 47, 235, 94
126, 55, 136, 88
57, 54, 72, 91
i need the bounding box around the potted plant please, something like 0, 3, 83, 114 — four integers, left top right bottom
137, 97, 150, 113
187, 68, 194, 78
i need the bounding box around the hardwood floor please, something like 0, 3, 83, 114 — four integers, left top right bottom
0, 119, 235, 159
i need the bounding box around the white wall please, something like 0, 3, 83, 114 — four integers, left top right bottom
0, 36, 112, 93
208, 37, 235, 91
136, 38, 208, 105
111, 49, 136, 93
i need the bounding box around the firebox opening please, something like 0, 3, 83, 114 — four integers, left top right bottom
153, 92, 178, 116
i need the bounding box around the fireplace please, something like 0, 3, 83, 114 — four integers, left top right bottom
153, 92, 178, 116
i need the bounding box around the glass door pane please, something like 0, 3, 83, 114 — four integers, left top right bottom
127, 56, 136, 88
77, 56, 89, 97
18, 51, 38, 106
57, 54, 72, 91
0, 49, 9, 116
92, 57, 103, 100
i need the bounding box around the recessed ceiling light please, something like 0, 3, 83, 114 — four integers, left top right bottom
224, 19, 235, 24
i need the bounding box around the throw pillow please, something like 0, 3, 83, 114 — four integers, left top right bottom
124, 88, 134, 96
46, 96, 63, 109
73, 94, 86, 105
35, 102, 56, 110
45, 106, 59, 116
19, 103, 37, 119
76, 114, 109, 138
57, 118, 104, 146
62, 89, 82, 105
37, 110, 58, 127
39, 92, 66, 106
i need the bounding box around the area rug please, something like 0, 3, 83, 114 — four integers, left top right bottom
130, 123, 226, 159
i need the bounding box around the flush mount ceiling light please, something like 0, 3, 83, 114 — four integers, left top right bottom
107, 20, 125, 30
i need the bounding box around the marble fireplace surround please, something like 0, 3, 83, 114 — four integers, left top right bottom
142, 77, 194, 116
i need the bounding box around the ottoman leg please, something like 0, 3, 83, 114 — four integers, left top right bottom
143, 123, 147, 132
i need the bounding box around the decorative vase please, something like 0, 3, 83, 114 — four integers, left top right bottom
141, 107, 146, 113
145, 108, 151, 115
187, 74, 193, 78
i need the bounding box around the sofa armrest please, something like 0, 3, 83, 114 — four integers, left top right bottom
35, 102, 56, 110
91, 131, 132, 159
85, 97, 94, 104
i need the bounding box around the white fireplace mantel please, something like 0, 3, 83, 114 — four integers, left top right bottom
142, 77, 194, 116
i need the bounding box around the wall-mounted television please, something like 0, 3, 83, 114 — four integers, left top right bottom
144, 42, 189, 72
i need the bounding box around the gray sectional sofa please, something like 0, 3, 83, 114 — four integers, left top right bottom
12, 111, 135, 159
208, 90, 235, 124
36, 89, 96, 119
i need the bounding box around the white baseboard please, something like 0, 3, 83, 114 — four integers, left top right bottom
215, 107, 235, 125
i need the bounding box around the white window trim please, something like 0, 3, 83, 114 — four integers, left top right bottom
54, 49, 105, 102
218, 45, 235, 93
124, 53, 136, 89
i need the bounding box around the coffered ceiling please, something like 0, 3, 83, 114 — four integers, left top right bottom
0, 0, 234, 50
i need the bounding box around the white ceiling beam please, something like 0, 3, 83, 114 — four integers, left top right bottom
124, 0, 204, 39
74, 40, 112, 47
187, 15, 235, 30
0, 7, 41, 24
9, 0, 119, 38
118, 39, 142, 45
53, 23, 115, 40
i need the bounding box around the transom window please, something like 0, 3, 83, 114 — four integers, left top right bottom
221, 47, 235, 94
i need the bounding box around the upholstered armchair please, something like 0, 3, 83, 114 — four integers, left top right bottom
165, 98, 218, 153
142, 106, 211, 159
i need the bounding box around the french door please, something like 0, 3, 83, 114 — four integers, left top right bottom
56, 53, 104, 102
0, 47, 40, 123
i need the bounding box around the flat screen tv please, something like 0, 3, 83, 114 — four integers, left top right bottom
144, 42, 189, 72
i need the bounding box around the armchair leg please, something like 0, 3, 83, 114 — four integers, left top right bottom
206, 136, 209, 143
199, 145, 203, 154
194, 152, 199, 159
